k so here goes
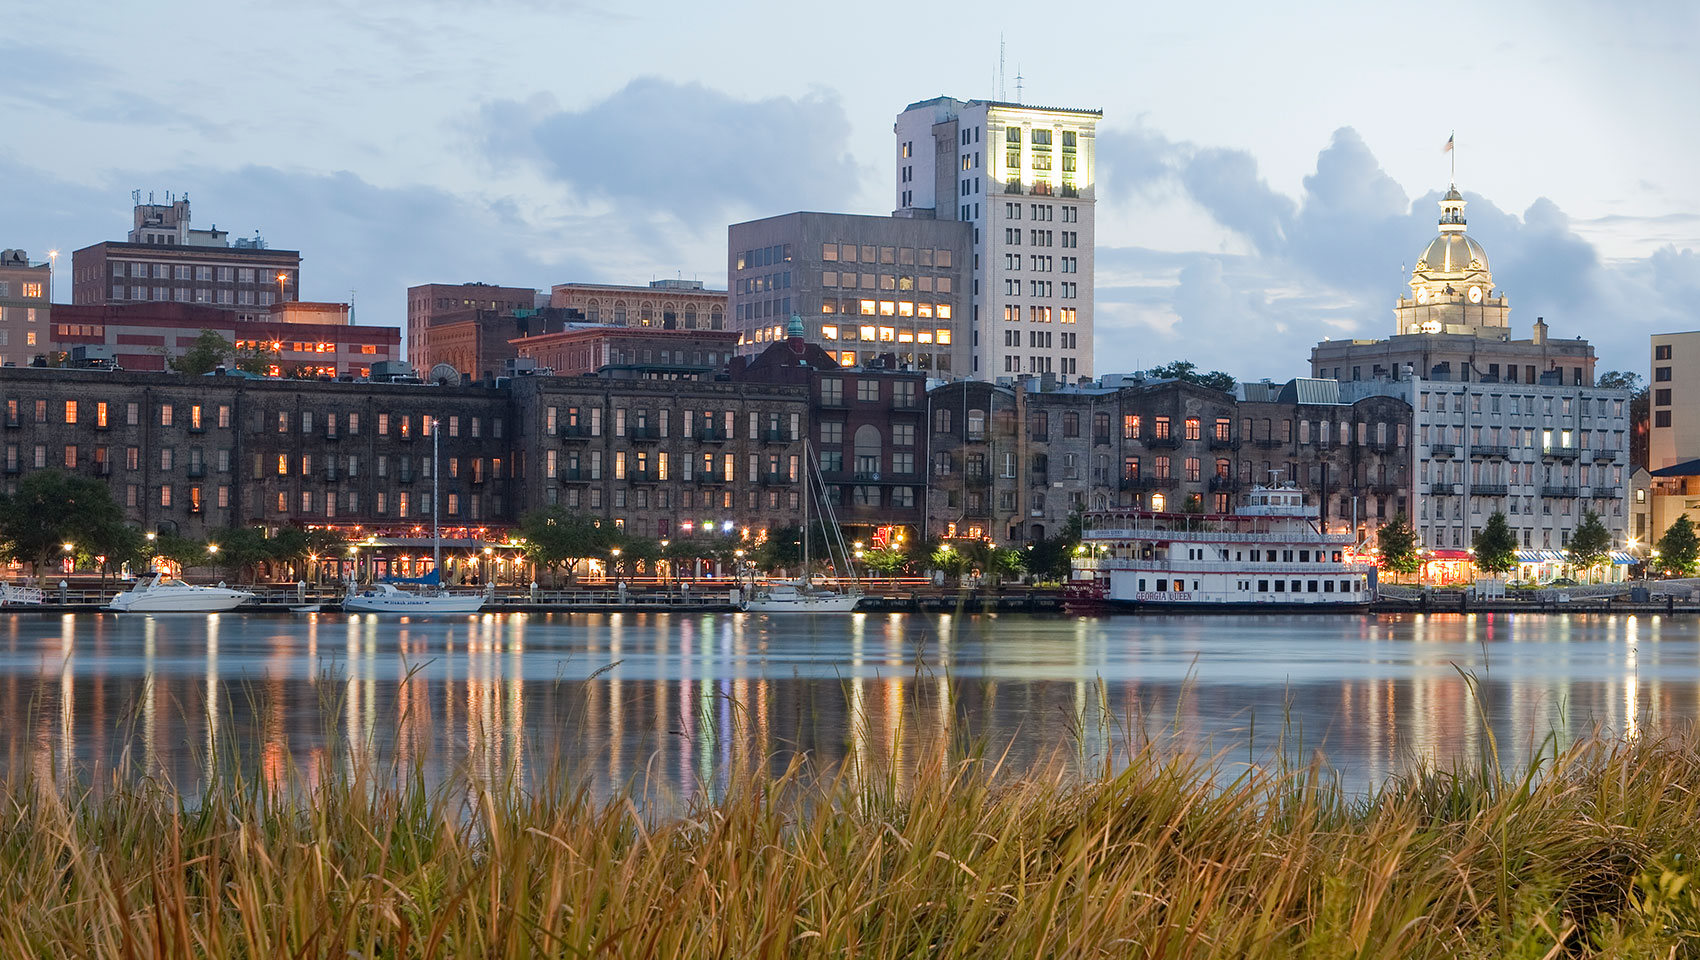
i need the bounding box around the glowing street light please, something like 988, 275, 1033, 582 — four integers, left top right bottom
61, 542, 74, 554
276, 272, 289, 303
206, 543, 219, 555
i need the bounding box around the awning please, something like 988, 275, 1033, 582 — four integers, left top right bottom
1516, 549, 1566, 563
1426, 549, 1472, 561
1610, 550, 1637, 565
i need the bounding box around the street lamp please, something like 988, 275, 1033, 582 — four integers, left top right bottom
206, 543, 219, 555
47, 249, 58, 304
61, 542, 74, 554
276, 272, 289, 304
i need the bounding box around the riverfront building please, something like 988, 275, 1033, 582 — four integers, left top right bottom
0, 248, 51, 367
894, 96, 1099, 379
1312, 184, 1631, 572
1646, 331, 1700, 540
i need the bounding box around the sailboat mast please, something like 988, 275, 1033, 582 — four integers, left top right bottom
432, 416, 440, 576
802, 438, 810, 581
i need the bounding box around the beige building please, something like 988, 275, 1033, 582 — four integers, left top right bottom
548, 279, 726, 331
1645, 331, 1700, 541
0, 249, 50, 367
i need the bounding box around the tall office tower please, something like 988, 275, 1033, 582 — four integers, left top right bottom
894, 96, 1099, 380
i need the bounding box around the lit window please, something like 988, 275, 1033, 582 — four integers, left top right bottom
937, 305, 952, 320
860, 325, 876, 341
936, 329, 952, 345
821, 325, 839, 340
878, 327, 895, 342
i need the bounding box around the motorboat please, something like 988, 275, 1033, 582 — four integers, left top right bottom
107, 574, 254, 613
742, 580, 861, 613
343, 581, 489, 614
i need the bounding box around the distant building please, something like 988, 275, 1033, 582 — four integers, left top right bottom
728, 211, 971, 376
69, 196, 301, 323
895, 97, 1100, 379
49, 302, 398, 376
406, 281, 539, 370
549, 279, 726, 330
514, 325, 740, 379
1316, 183, 1631, 573
1645, 331, 1700, 542
0, 248, 50, 367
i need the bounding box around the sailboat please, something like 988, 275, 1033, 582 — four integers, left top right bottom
741, 440, 863, 613
344, 416, 490, 614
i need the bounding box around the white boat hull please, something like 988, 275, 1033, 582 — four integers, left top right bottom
741, 593, 863, 613
107, 589, 253, 613
343, 589, 486, 614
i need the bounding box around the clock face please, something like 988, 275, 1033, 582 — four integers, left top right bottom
1468, 285, 1483, 303
1416, 287, 1429, 303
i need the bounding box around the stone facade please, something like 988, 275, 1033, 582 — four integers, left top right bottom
0, 251, 50, 368
926, 376, 1413, 546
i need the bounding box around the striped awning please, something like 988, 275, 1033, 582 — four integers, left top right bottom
1515, 549, 1639, 564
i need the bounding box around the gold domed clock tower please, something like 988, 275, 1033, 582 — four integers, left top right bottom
1394, 185, 1510, 339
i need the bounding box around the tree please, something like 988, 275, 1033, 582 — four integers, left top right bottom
1657, 515, 1700, 577
516, 508, 608, 583
1025, 511, 1086, 582
988, 547, 1026, 585
0, 471, 126, 580
169, 330, 235, 376
1566, 510, 1612, 580
1144, 360, 1237, 394
930, 544, 968, 581
1376, 513, 1420, 579
860, 547, 908, 582
235, 342, 277, 376
1471, 511, 1519, 575
1599, 370, 1649, 468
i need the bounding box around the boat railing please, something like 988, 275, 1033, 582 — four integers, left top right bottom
1084, 528, 1353, 545
1092, 558, 1378, 575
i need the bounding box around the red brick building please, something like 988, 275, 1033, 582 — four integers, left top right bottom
513, 326, 740, 378
50, 302, 399, 376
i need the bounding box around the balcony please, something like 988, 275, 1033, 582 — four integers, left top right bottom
187, 464, 206, 479
1430, 443, 1456, 458
1470, 445, 1510, 458
1367, 440, 1399, 453
1543, 447, 1578, 460
761, 429, 789, 444
560, 425, 591, 441
963, 472, 992, 488
558, 469, 588, 483
1252, 437, 1285, 449
695, 428, 727, 443
1590, 487, 1624, 499
1208, 436, 1238, 450
1121, 475, 1178, 491
187, 424, 205, 435
3, 418, 19, 429
322, 430, 339, 441
759, 472, 788, 485
89, 462, 110, 477
1029, 433, 1049, 443
891, 398, 921, 413
628, 470, 656, 483
630, 426, 661, 442
321, 468, 338, 482
1003, 179, 1024, 195
398, 432, 415, 443
1060, 183, 1080, 198
1209, 475, 1239, 492
1429, 483, 1460, 496
1591, 449, 1619, 462
397, 473, 415, 485
697, 472, 727, 485
93, 421, 110, 432
1471, 484, 1510, 497
1368, 482, 1401, 495
816, 395, 848, 410
1146, 435, 1179, 450
1541, 485, 1581, 498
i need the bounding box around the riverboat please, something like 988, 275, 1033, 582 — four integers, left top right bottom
1071, 482, 1376, 610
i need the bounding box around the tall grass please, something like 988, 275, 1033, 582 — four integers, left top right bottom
7, 709, 1700, 958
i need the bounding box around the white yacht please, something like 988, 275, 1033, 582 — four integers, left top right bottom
1072, 482, 1377, 610
107, 575, 254, 613
342, 415, 489, 616
742, 580, 862, 614
343, 581, 490, 614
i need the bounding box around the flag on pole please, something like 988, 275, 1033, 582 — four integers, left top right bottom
1443, 134, 1454, 153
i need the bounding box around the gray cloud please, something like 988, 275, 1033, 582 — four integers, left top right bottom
478, 78, 864, 227
1092, 124, 1696, 380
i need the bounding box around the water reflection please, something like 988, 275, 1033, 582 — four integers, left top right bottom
0, 611, 1694, 797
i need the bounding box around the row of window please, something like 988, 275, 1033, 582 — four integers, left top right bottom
998, 306, 1080, 323
1418, 391, 1625, 418
821, 245, 954, 267
544, 407, 813, 438
114, 286, 272, 305
108, 263, 291, 283
818, 272, 955, 293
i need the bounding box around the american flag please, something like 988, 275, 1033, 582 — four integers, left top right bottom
1443, 134, 1454, 153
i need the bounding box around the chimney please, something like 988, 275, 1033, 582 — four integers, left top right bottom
1532, 316, 1547, 345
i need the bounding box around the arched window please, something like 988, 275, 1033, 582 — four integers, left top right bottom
967, 409, 986, 440
710, 306, 723, 330
585, 298, 601, 324
853, 424, 882, 476
613, 300, 627, 325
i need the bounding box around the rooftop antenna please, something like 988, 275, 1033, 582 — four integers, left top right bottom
998, 34, 1006, 100
1015, 67, 1024, 103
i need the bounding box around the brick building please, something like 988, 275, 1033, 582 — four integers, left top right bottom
50, 302, 399, 376
730, 325, 930, 541
406, 281, 539, 370
70, 197, 301, 323
513, 325, 740, 379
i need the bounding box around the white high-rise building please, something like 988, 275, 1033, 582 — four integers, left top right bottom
894, 97, 1099, 381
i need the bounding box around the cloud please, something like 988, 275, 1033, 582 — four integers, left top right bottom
1091, 124, 1700, 381
478, 78, 865, 227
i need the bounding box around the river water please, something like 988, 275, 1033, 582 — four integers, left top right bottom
0, 611, 1688, 797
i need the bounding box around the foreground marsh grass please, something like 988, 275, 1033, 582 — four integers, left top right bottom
7, 725, 1700, 958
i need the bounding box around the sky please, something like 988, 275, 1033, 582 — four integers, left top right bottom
2, 0, 1697, 382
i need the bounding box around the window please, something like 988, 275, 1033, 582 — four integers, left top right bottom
820, 378, 843, 405
1123, 415, 1140, 439
1184, 418, 1200, 440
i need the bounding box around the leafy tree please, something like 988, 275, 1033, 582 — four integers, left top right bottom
930, 544, 968, 580
1471, 511, 1520, 575
1376, 513, 1420, 579
1566, 510, 1613, 580
1599, 370, 1649, 467
516, 508, 608, 583
989, 547, 1026, 585
1025, 511, 1086, 582
1145, 360, 1237, 394
753, 524, 803, 572
861, 546, 908, 582
0, 471, 127, 580
152, 532, 209, 571
1657, 514, 1700, 577
169, 330, 235, 375
235, 342, 277, 376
